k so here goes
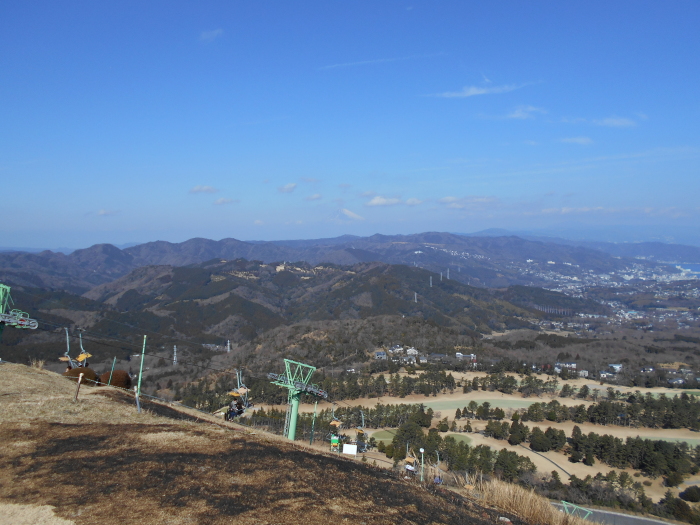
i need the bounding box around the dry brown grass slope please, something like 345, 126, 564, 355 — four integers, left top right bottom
0, 362, 520, 525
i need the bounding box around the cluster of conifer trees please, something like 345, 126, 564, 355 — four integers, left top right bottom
567, 426, 700, 481
374, 407, 537, 481
452, 391, 700, 432
471, 414, 700, 483
462, 373, 560, 396
315, 370, 458, 399
520, 391, 700, 430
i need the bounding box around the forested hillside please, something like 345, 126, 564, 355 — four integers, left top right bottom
3, 258, 571, 366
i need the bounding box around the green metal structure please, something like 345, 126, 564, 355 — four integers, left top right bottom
0, 284, 10, 315
560, 501, 592, 520
268, 359, 328, 441
0, 283, 38, 340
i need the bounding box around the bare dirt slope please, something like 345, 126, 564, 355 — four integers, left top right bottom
0, 363, 510, 525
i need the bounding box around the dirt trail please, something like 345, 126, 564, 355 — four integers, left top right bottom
0, 504, 75, 525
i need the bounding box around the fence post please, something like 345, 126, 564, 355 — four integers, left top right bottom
134, 386, 141, 413
137, 335, 146, 397
107, 357, 116, 386
74, 373, 84, 402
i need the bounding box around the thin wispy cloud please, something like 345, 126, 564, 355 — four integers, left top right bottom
214, 198, 237, 205
563, 115, 639, 127
300, 177, 319, 183
254, 219, 264, 225
439, 196, 498, 209
341, 208, 364, 220
507, 105, 546, 119
594, 117, 636, 127
537, 205, 689, 218
320, 52, 443, 70
189, 185, 218, 194
405, 198, 422, 206
432, 83, 526, 98
541, 206, 606, 214
278, 183, 297, 193
97, 209, 119, 216
305, 193, 322, 201
366, 196, 401, 207
464, 147, 698, 184
200, 29, 223, 42
560, 137, 593, 145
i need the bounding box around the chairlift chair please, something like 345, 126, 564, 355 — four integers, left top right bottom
59, 328, 92, 369
225, 369, 252, 420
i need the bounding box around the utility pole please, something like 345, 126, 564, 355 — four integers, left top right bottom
414, 292, 417, 303
430, 276, 432, 287
173, 345, 177, 366
447, 268, 449, 280
227, 339, 231, 352
440, 272, 443, 281
137, 335, 146, 397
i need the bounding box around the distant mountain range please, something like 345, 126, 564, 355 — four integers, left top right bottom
0, 231, 677, 293
467, 229, 700, 262
467, 225, 700, 247
536, 239, 700, 264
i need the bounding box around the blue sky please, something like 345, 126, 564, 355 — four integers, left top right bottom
2, 1, 699, 248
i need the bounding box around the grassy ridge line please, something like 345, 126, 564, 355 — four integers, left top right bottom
0, 362, 530, 525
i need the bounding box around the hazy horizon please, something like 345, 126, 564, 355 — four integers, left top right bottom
5, 224, 700, 254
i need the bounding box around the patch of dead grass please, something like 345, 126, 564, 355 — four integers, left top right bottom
463, 476, 589, 525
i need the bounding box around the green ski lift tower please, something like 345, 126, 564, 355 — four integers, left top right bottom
268, 359, 328, 441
